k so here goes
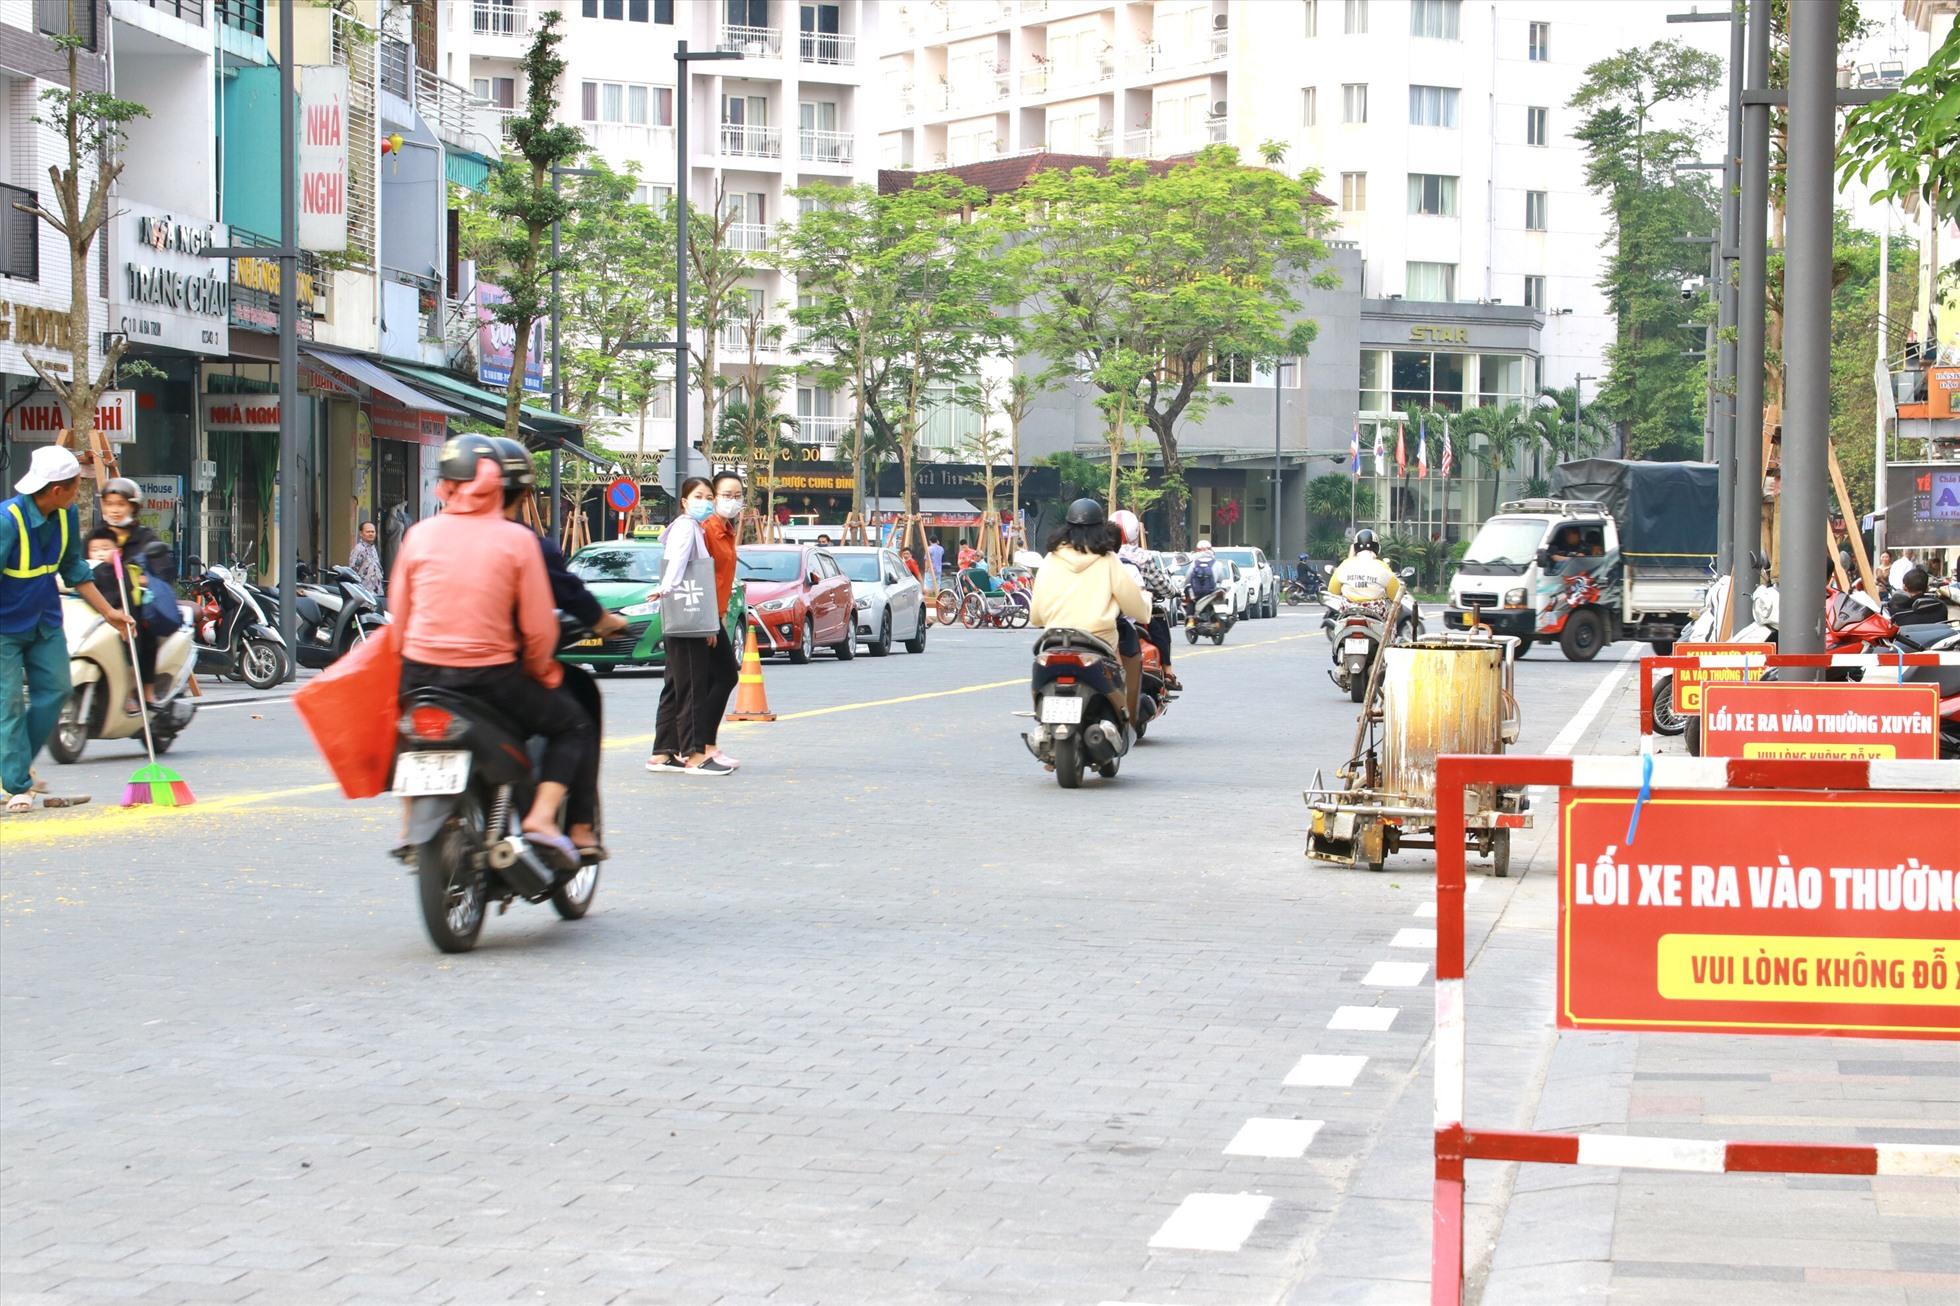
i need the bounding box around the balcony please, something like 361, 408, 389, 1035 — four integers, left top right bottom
948, 0, 1012, 30
1048, 58, 1116, 93
215, 0, 262, 36
717, 319, 792, 353
720, 123, 784, 159
416, 67, 511, 158
1021, 0, 1049, 13
939, 74, 1011, 112
135, 0, 206, 22
472, 0, 519, 36
799, 129, 855, 167
1130, 32, 1229, 77
725, 221, 771, 253
797, 415, 851, 447
1018, 66, 1048, 95
1121, 118, 1225, 158
581, 120, 675, 155
719, 24, 783, 57
799, 30, 857, 66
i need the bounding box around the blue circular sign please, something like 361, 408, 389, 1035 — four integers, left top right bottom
605, 477, 639, 513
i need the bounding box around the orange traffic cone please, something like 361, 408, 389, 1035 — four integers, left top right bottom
725, 621, 777, 722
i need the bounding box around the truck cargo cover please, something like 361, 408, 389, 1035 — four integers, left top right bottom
1550, 459, 1718, 572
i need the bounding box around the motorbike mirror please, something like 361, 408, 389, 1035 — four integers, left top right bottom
1322, 563, 1334, 575
1536, 548, 1553, 569
1399, 566, 1416, 581
1748, 549, 1767, 571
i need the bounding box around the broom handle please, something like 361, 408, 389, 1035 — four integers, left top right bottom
109, 553, 161, 767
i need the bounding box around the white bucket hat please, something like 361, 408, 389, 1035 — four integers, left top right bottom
14, 445, 82, 495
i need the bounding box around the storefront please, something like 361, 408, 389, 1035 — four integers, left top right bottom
752, 457, 1060, 532
304, 348, 460, 572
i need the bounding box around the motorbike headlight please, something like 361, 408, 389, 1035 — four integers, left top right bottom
757, 598, 792, 613
619, 601, 659, 617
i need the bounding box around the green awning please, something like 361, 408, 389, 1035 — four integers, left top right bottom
381, 363, 590, 446
445, 150, 494, 194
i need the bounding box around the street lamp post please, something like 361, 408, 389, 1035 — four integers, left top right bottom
1272, 358, 1295, 568
673, 40, 744, 501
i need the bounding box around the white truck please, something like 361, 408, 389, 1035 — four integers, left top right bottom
1442, 460, 1718, 661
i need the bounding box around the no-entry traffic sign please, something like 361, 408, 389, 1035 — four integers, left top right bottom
605, 476, 640, 514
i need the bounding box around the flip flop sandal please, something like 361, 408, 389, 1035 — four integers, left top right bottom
4, 793, 32, 814
527, 830, 580, 873
389, 843, 417, 865
576, 844, 609, 864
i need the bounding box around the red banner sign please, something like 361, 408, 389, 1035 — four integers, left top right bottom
1671, 642, 1774, 713
1701, 682, 1941, 760
1558, 789, 1960, 1040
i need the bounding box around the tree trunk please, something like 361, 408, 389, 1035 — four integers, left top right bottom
852, 320, 868, 518
1147, 411, 1189, 550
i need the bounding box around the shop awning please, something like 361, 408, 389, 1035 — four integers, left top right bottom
304, 348, 465, 417
445, 150, 495, 194
868, 496, 984, 525
381, 362, 588, 442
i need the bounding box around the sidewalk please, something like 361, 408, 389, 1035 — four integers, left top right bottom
1472, 668, 1960, 1305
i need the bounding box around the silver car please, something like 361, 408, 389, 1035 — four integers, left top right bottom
827, 546, 930, 656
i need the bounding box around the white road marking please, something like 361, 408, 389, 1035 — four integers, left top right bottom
1544, 641, 1642, 758
1390, 927, 1437, 949
1327, 1005, 1399, 1032
1224, 1118, 1324, 1159
1284, 1054, 1367, 1088
1414, 900, 1438, 918
1363, 960, 1429, 987
1147, 1193, 1274, 1251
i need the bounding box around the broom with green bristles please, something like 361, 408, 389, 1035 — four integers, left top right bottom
110, 554, 194, 808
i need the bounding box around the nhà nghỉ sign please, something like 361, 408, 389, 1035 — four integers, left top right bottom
1558, 789, 1960, 1039
1670, 642, 1774, 713
1701, 682, 1941, 760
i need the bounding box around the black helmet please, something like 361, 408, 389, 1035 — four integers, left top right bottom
438, 432, 500, 483
1352, 529, 1379, 555
488, 436, 536, 500
102, 476, 142, 503
1064, 497, 1105, 527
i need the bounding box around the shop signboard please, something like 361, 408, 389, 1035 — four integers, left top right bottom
753, 459, 1061, 502
298, 66, 349, 252
1700, 682, 1941, 760
1884, 463, 1960, 549
111, 201, 230, 355
9, 390, 136, 444
368, 402, 448, 446
1670, 641, 1774, 713
230, 252, 317, 339
201, 392, 282, 432
135, 475, 182, 556
475, 284, 544, 392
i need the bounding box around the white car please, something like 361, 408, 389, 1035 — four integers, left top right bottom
1214, 547, 1277, 618
828, 546, 930, 656
1173, 555, 1252, 617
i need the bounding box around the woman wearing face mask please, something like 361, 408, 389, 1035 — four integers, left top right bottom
95, 478, 178, 703
646, 475, 741, 776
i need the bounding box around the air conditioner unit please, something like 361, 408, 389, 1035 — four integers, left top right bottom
1209, 100, 1227, 119
1212, 13, 1228, 30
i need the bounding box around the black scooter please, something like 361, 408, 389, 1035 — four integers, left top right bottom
279, 563, 387, 670
1021, 628, 1134, 788
395, 619, 605, 953
186, 560, 289, 690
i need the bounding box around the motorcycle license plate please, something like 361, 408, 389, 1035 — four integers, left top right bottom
1039, 696, 1084, 725
393, 751, 470, 796
1345, 637, 1372, 655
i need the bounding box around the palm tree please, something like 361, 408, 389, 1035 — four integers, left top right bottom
1535, 385, 1612, 463
1453, 402, 1537, 519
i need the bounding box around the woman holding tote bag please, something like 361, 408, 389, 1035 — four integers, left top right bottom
647, 477, 735, 776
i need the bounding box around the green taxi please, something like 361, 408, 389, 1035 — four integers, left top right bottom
560, 539, 747, 672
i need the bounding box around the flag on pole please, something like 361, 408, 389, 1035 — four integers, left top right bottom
1350, 424, 1361, 475
1440, 418, 1454, 477
1395, 423, 1407, 478
1417, 416, 1429, 479
1372, 426, 1385, 477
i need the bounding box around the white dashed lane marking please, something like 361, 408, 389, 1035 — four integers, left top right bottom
1363, 960, 1430, 987
1224, 1118, 1324, 1159
1415, 900, 1439, 918
1390, 927, 1438, 949
1328, 1005, 1399, 1032
1284, 1054, 1368, 1088
1147, 1193, 1275, 1252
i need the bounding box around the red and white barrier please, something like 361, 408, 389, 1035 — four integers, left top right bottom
1429, 751, 1960, 1306
1637, 650, 1960, 751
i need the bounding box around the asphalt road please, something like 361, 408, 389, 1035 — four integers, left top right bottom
1, 609, 1626, 1305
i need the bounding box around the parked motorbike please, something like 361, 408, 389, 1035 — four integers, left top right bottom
48, 592, 198, 764
1185, 587, 1235, 645
274, 562, 387, 670
1022, 628, 1135, 788
186, 561, 289, 690
1322, 565, 1420, 703
395, 619, 605, 954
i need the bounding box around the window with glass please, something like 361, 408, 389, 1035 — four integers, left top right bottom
1523, 274, 1545, 309
1341, 172, 1367, 211
1216, 353, 1253, 384
1527, 105, 1549, 146
634, 184, 675, 209
1408, 173, 1458, 216
1342, 83, 1368, 123
1409, 0, 1461, 39
1406, 261, 1456, 302
582, 81, 672, 126
37, 0, 97, 46
1528, 21, 1550, 60
1304, 0, 1318, 37
474, 76, 517, 109
1344, 0, 1367, 34
1525, 190, 1548, 230
1301, 87, 1317, 126
1408, 85, 1460, 128
1478, 353, 1527, 406
1048, 107, 1098, 152
726, 0, 770, 25
1362, 349, 1531, 415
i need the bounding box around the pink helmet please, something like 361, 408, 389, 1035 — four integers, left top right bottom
1109, 509, 1142, 544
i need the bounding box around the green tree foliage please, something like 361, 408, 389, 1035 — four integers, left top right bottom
1043, 451, 1106, 505
470, 11, 584, 439
1839, 25, 1960, 227
22, 32, 148, 446
554, 157, 675, 429
1827, 213, 1917, 521
1570, 39, 1723, 461
1005, 147, 1333, 548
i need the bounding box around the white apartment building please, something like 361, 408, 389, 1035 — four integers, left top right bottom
440, 0, 883, 458
877, 0, 1692, 425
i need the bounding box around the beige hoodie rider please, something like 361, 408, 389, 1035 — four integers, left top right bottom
1031, 545, 1149, 648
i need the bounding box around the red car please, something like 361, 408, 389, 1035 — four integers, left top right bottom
739, 544, 857, 663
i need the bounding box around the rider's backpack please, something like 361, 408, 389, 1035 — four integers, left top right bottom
1188, 557, 1217, 597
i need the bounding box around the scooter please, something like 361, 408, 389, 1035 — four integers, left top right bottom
48, 592, 197, 765
1185, 587, 1235, 645
1022, 628, 1134, 788
395, 618, 606, 954
1134, 635, 1176, 740
187, 562, 289, 690
1323, 566, 1419, 704
277, 563, 387, 670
